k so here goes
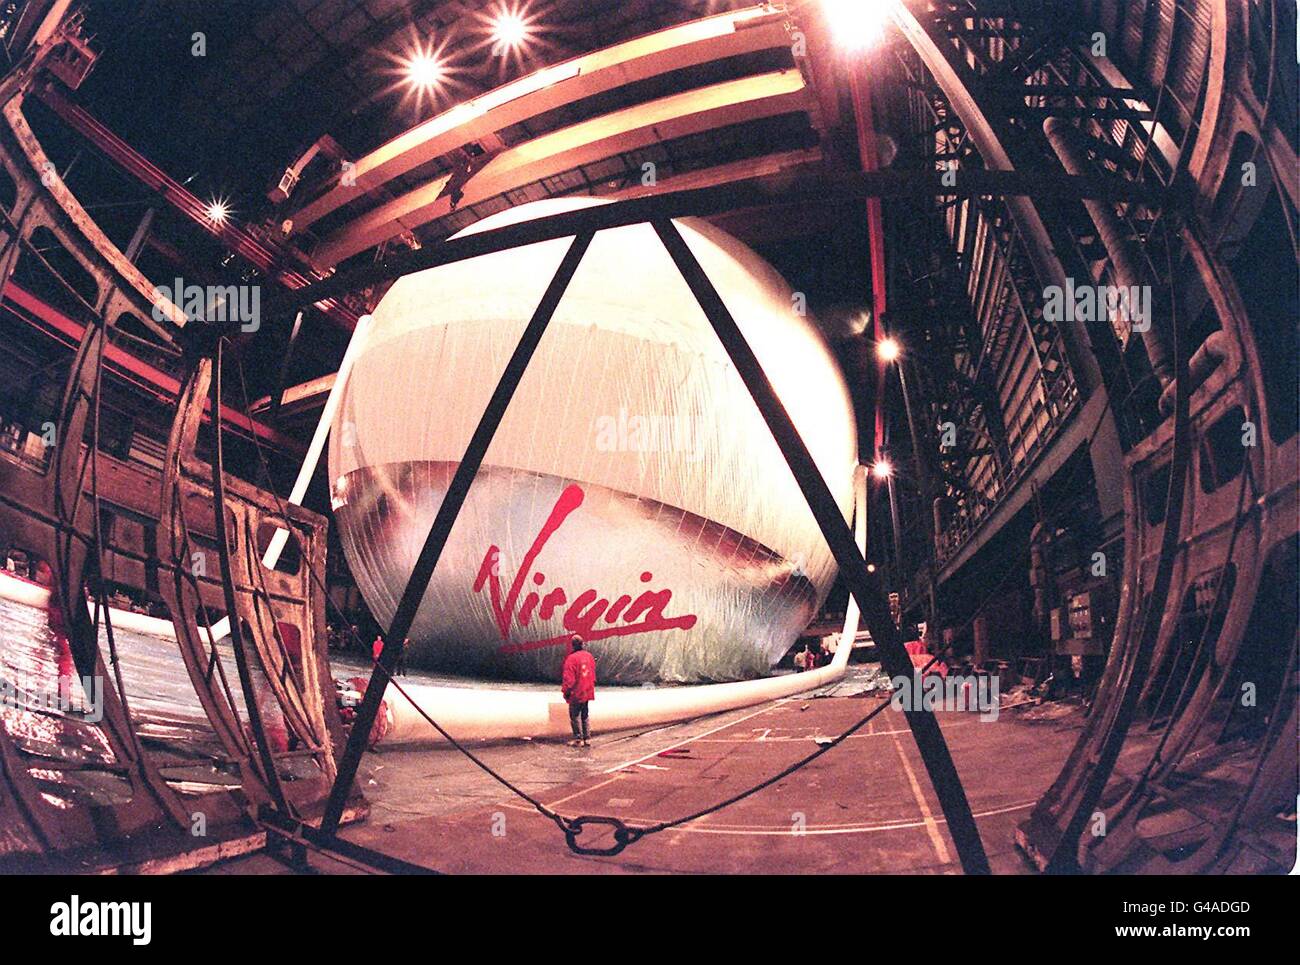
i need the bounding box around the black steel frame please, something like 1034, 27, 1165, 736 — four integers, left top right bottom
274, 172, 1142, 873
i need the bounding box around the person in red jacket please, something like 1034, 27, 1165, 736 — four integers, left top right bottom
561, 635, 596, 747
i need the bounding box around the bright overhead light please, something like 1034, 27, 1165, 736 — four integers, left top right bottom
492, 11, 529, 51
872, 460, 894, 480
404, 49, 446, 90
483, 3, 539, 62
205, 198, 229, 225
823, 0, 892, 52
877, 336, 901, 362
866, 563, 877, 573
383, 35, 457, 110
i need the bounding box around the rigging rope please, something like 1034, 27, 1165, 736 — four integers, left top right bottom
231, 349, 945, 856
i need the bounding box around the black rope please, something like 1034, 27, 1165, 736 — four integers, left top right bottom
211, 338, 293, 814
230, 349, 946, 856
230, 353, 573, 835
634, 656, 941, 839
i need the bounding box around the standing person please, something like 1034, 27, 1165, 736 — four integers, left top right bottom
371, 635, 383, 665
561, 635, 596, 747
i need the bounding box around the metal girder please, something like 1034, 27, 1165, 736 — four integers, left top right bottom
2, 281, 306, 455
847, 56, 890, 463
884, 1, 1139, 570
1, 96, 188, 336
263, 166, 1163, 324
311, 69, 815, 267
250, 370, 336, 419
289, 3, 794, 234
260, 146, 826, 419
892, 0, 1102, 394
603, 147, 823, 202
318, 230, 596, 835
33, 85, 363, 331
3, 0, 73, 57
258, 809, 438, 875
935, 386, 1105, 584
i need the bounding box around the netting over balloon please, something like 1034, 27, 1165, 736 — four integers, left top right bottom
328, 198, 857, 683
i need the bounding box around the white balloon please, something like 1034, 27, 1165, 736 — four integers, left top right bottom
329, 198, 856, 683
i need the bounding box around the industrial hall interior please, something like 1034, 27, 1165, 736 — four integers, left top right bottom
0, 0, 1294, 878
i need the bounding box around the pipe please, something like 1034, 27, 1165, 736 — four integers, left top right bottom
1043, 116, 1175, 387
1157, 329, 1230, 415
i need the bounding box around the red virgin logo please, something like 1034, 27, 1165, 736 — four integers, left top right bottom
473, 484, 698, 654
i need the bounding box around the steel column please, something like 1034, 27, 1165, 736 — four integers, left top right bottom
318, 231, 595, 835
652, 218, 990, 875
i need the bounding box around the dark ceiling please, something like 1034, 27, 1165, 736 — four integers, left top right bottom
74, 0, 761, 213
9, 0, 877, 497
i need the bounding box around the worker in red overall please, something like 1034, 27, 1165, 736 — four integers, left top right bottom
561, 635, 596, 747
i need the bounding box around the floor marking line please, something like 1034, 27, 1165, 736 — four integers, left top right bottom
501, 799, 1038, 836
542, 774, 625, 809
891, 729, 953, 865
692, 720, 980, 743
602, 701, 787, 774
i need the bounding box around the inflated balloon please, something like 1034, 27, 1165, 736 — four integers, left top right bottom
329, 198, 856, 683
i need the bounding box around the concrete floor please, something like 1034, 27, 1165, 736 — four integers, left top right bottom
212, 692, 1087, 874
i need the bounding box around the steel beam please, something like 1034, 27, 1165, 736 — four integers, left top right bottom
34, 85, 362, 331
317, 231, 595, 835
264, 167, 1163, 325
312, 70, 814, 267
2, 281, 305, 454
259, 809, 438, 875
891, 0, 1101, 395
289, 4, 793, 233
653, 218, 990, 875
